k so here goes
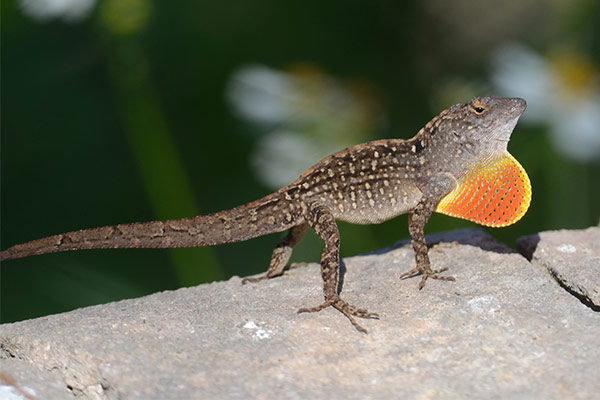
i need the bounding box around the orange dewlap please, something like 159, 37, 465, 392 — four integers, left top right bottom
435, 152, 532, 227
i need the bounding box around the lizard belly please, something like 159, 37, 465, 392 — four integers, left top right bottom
335, 181, 422, 225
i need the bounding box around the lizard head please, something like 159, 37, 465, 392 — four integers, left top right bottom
434, 96, 531, 227
447, 96, 527, 157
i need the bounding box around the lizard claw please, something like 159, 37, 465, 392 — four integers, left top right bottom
288, 262, 308, 270
418, 267, 455, 290
399, 266, 455, 290
398, 266, 421, 280
241, 275, 269, 284
242, 262, 311, 285
297, 296, 379, 333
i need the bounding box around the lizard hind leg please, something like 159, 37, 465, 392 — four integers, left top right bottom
296, 203, 378, 333
242, 223, 309, 284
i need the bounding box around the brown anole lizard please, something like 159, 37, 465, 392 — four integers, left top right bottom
0, 96, 532, 332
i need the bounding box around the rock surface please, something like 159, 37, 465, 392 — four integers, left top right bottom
517, 226, 600, 308
1, 229, 598, 400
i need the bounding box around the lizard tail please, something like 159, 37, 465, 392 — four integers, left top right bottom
0, 193, 299, 261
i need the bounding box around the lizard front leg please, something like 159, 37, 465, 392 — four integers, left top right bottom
297, 203, 378, 333
399, 197, 456, 289
242, 223, 309, 284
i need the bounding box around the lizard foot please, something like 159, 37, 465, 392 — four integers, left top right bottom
242, 263, 309, 285
241, 275, 266, 284
242, 262, 310, 284
288, 262, 308, 270
399, 266, 455, 290
297, 296, 379, 333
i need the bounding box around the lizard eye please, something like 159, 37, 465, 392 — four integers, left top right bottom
470, 103, 488, 115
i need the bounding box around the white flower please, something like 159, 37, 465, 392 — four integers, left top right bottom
227, 64, 383, 188
19, 0, 97, 22
491, 43, 600, 162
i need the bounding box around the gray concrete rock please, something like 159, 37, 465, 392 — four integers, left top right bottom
517, 226, 600, 308
0, 358, 70, 400
1, 229, 598, 400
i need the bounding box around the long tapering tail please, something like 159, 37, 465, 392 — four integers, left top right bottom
1, 192, 299, 261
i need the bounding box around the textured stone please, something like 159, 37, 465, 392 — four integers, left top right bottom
1, 229, 598, 399
0, 358, 69, 400
517, 226, 600, 308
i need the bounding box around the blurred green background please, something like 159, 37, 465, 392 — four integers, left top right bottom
2, 0, 599, 323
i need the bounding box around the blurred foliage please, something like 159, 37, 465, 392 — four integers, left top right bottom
1, 0, 599, 323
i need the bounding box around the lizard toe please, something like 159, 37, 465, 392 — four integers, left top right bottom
297, 296, 377, 333
398, 266, 421, 280
241, 275, 269, 284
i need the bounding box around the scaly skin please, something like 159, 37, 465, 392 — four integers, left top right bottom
1, 96, 530, 333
